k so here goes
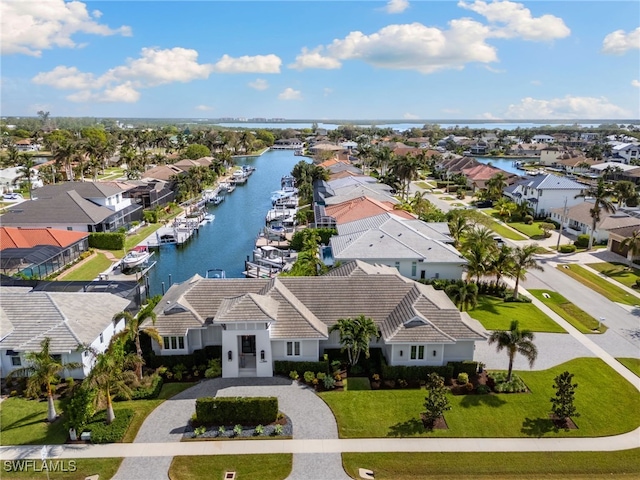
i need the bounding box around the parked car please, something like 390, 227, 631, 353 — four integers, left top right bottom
475, 200, 493, 208
493, 236, 505, 247
3, 193, 22, 201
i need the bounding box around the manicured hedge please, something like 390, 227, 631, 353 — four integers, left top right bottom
88, 232, 126, 250
323, 348, 385, 375
448, 361, 479, 378
85, 408, 134, 444
196, 397, 278, 425
575, 234, 590, 248
559, 244, 577, 253
381, 364, 454, 382
129, 374, 163, 400
274, 360, 329, 376
146, 345, 221, 370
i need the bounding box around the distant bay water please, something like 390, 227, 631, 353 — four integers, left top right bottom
214, 122, 605, 131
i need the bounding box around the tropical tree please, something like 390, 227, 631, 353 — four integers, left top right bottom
328, 315, 380, 367
487, 320, 538, 382
422, 373, 450, 429
488, 244, 514, 285
614, 180, 637, 207
14, 153, 36, 198
463, 226, 496, 252
574, 178, 616, 250
511, 244, 543, 300
463, 243, 490, 283
485, 173, 508, 201
114, 297, 162, 379
550, 371, 580, 428
7, 337, 81, 422
621, 229, 640, 265
447, 214, 471, 249
86, 337, 139, 424
445, 281, 478, 311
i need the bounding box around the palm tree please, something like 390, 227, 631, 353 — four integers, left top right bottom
463, 243, 490, 283
488, 320, 538, 382
329, 315, 380, 367
574, 178, 616, 250
463, 226, 496, 252
511, 244, 543, 300
621, 230, 640, 265
447, 214, 471, 249
114, 300, 162, 380
7, 337, 80, 422
614, 181, 637, 207
485, 173, 508, 201
489, 244, 514, 285
86, 337, 139, 424
445, 281, 478, 311
14, 153, 36, 198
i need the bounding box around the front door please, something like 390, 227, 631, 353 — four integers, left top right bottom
241, 335, 256, 354
239, 335, 256, 370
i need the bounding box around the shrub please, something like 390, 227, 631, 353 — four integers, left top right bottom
173, 364, 187, 381
559, 244, 577, 253
504, 295, 532, 303
423, 373, 450, 429
194, 426, 206, 437
10, 390, 18, 397
66, 386, 97, 432
449, 361, 479, 377
523, 215, 534, 225
476, 384, 491, 395
323, 375, 336, 390
551, 371, 580, 427
331, 360, 342, 372
273, 424, 283, 436
195, 397, 278, 425
204, 358, 222, 379
489, 372, 528, 393
457, 373, 469, 384
382, 365, 454, 383
88, 232, 126, 250
255, 424, 265, 436
146, 345, 221, 371
303, 371, 316, 384
289, 370, 299, 381
465, 382, 474, 392
273, 360, 328, 377
350, 365, 365, 376
233, 424, 243, 437
575, 234, 590, 248
85, 409, 134, 443
124, 374, 163, 401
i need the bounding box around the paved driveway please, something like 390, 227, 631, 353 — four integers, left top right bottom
112, 377, 349, 480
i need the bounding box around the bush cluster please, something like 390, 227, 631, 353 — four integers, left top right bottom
489, 372, 528, 393
574, 234, 590, 248
128, 374, 163, 400
147, 345, 221, 371
85, 409, 135, 443
88, 232, 126, 250
381, 365, 454, 386
195, 397, 278, 426
274, 360, 328, 376
559, 244, 577, 253
448, 361, 480, 378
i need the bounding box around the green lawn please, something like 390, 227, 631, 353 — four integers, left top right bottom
528, 289, 604, 334
169, 454, 292, 480
319, 358, 640, 438
346, 377, 371, 391
507, 221, 549, 240
617, 358, 640, 377
587, 262, 640, 289
558, 264, 640, 306
468, 296, 565, 333
0, 382, 195, 446
486, 219, 528, 241
342, 450, 640, 479
1, 458, 123, 480
59, 252, 114, 281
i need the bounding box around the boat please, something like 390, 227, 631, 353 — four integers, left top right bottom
210, 195, 224, 205
201, 213, 215, 224
253, 245, 290, 268
205, 268, 226, 279
122, 246, 151, 269
227, 184, 236, 193
241, 165, 255, 175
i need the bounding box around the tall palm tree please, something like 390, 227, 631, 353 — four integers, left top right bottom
15, 153, 36, 198
489, 244, 514, 285
463, 226, 496, 252
614, 180, 637, 208
511, 244, 543, 300
488, 320, 538, 382
621, 230, 640, 265
447, 214, 471, 249
574, 178, 616, 250
86, 337, 139, 424
7, 337, 80, 422
485, 172, 508, 201
329, 315, 380, 367
445, 281, 478, 311
463, 243, 490, 283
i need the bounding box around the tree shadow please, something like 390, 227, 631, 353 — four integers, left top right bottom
520, 417, 558, 437
2, 411, 47, 431
458, 394, 506, 409
387, 418, 425, 437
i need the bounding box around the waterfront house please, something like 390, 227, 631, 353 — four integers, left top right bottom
611, 143, 640, 164
0, 182, 142, 232
0, 290, 131, 379
460, 164, 518, 191
328, 213, 466, 281
607, 225, 640, 262
503, 174, 586, 217
272, 138, 304, 150
145, 260, 486, 378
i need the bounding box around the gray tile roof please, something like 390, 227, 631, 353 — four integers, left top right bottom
523, 174, 587, 190
0, 291, 130, 352
215, 293, 280, 323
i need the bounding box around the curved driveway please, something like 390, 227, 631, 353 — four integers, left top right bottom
111, 377, 349, 480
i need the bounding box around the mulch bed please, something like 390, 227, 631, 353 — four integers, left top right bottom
420, 413, 448, 430
550, 414, 578, 430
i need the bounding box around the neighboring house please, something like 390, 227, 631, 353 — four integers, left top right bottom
510, 143, 548, 156
308, 141, 342, 155
549, 201, 640, 244
503, 174, 586, 217
539, 147, 570, 166
0, 290, 131, 379
553, 155, 601, 174
13, 139, 41, 152
611, 143, 640, 164
0, 182, 142, 232
0, 166, 43, 193
145, 260, 486, 378
608, 225, 640, 261
460, 164, 518, 191
435, 156, 480, 176
321, 196, 414, 227
0, 227, 89, 277
272, 138, 304, 150
532, 134, 555, 144
123, 179, 176, 209
142, 164, 185, 182
329, 213, 466, 280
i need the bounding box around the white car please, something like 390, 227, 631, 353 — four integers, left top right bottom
3, 193, 22, 201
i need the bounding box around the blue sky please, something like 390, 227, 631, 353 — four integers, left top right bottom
2, 0, 639, 120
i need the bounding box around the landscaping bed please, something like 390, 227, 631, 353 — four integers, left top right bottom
183, 413, 292, 440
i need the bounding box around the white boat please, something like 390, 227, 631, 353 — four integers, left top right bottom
227, 184, 236, 193
206, 268, 226, 279
253, 245, 290, 268
122, 247, 151, 269
210, 195, 224, 205
201, 214, 215, 225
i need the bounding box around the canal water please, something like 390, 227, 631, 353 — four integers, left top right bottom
475, 156, 537, 176
146, 149, 305, 296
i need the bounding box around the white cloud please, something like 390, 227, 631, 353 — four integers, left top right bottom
99, 82, 140, 103
385, 0, 409, 14
458, 0, 570, 41
278, 88, 302, 100
32, 66, 98, 90
195, 105, 213, 111
249, 78, 269, 90
632, 79, 640, 88
403, 112, 419, 119
1, 0, 131, 56
602, 27, 640, 55
289, 47, 342, 70
503, 95, 630, 119
212, 54, 281, 73
292, 21, 497, 74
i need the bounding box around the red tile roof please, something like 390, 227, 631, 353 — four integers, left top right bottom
325, 196, 415, 224
0, 227, 88, 250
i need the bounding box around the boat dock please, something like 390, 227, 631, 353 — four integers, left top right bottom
243, 261, 282, 279
144, 211, 206, 247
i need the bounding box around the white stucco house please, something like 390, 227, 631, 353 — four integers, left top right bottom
0, 290, 131, 379
328, 213, 466, 281
611, 143, 640, 164
145, 261, 486, 378
504, 174, 586, 218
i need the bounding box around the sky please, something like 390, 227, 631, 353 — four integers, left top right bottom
1, 0, 639, 121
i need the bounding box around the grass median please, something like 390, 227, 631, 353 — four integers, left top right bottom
169, 454, 292, 480
587, 262, 640, 289
528, 289, 604, 333
557, 264, 640, 306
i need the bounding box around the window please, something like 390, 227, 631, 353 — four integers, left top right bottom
163, 336, 185, 350
11, 355, 21, 366
395, 262, 400, 271
411, 262, 417, 277
286, 341, 300, 357
99, 333, 103, 344
410, 345, 425, 360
